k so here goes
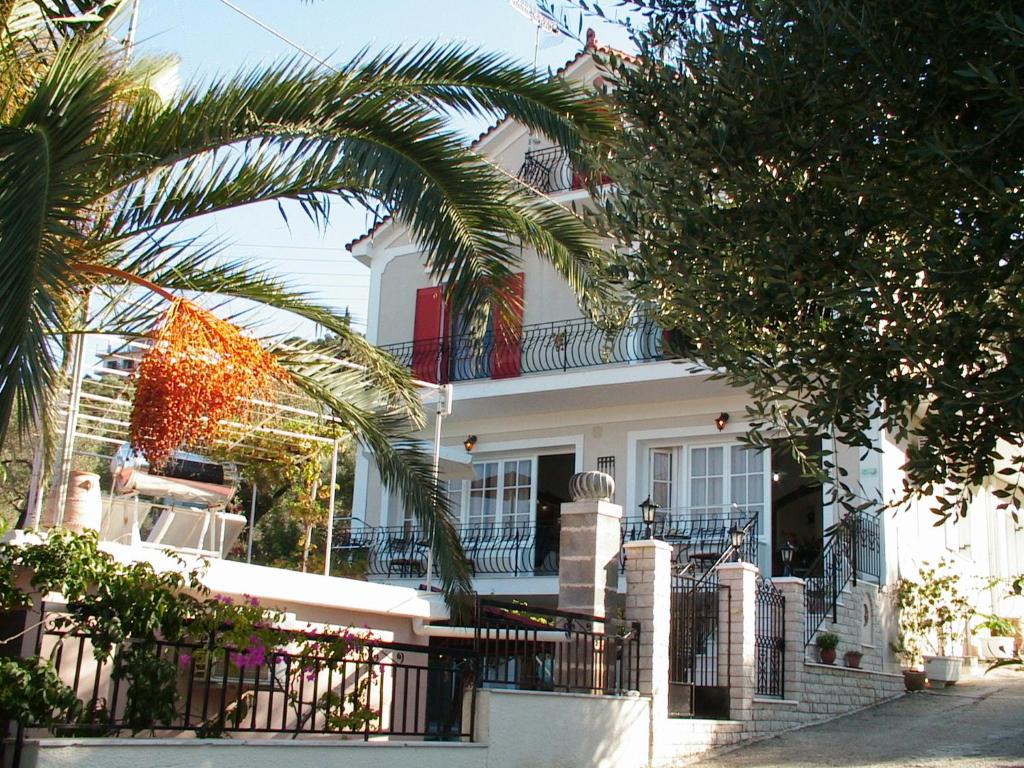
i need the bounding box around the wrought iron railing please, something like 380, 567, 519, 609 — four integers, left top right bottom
803, 510, 883, 644
30, 609, 475, 741
620, 507, 760, 573
755, 577, 785, 698
332, 520, 560, 578
378, 316, 664, 384
469, 598, 641, 695
517, 146, 578, 193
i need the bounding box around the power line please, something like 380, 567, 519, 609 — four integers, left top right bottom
213, 0, 575, 214
216, 0, 337, 72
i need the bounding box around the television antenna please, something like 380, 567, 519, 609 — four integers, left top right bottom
509, 0, 569, 146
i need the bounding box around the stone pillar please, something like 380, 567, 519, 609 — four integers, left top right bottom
624, 538, 672, 766
772, 577, 806, 702
717, 561, 758, 721
623, 539, 672, 707
557, 472, 622, 618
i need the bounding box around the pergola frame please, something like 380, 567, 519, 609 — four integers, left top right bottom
39, 333, 452, 581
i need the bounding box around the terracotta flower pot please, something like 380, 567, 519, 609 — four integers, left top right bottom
844, 651, 863, 669
819, 648, 837, 665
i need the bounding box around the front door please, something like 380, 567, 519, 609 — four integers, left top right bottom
769, 440, 824, 576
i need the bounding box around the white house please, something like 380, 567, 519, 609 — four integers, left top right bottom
346, 40, 1024, 626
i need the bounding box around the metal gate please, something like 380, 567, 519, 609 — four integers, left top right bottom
755, 577, 785, 698
668, 568, 729, 718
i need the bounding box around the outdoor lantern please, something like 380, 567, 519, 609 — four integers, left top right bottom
714, 412, 730, 431
729, 524, 746, 560
463, 435, 477, 453
780, 540, 796, 576
639, 496, 660, 539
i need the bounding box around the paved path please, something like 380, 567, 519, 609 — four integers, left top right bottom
687, 669, 1024, 768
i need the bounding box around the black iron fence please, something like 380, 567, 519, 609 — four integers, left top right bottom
621, 507, 760, 574
803, 510, 882, 644
30, 610, 475, 741
517, 146, 578, 193
378, 316, 664, 384
755, 577, 785, 698
332, 520, 560, 578
470, 598, 641, 695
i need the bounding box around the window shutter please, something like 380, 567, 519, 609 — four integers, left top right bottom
491, 273, 524, 379
412, 286, 446, 383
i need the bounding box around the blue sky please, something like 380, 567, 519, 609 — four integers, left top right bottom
124, 0, 634, 341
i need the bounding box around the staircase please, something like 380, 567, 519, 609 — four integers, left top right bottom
803, 510, 882, 644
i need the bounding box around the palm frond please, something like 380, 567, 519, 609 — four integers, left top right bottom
0, 36, 115, 444
282, 343, 472, 603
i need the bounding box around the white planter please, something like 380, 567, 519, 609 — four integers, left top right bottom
978, 636, 1016, 660
923, 655, 961, 685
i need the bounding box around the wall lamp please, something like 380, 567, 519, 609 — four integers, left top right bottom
714, 412, 730, 431
463, 435, 478, 453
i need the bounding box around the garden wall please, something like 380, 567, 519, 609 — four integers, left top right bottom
17, 689, 651, 768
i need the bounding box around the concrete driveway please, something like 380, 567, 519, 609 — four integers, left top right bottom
685, 668, 1024, 768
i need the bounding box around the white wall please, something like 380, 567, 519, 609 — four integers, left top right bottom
22, 689, 651, 768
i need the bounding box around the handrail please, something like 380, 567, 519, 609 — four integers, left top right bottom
803, 509, 882, 644
688, 510, 760, 591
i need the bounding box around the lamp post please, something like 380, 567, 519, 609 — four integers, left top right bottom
780, 540, 796, 577
639, 496, 659, 540
728, 524, 746, 562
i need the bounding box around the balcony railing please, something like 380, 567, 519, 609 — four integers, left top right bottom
335, 508, 762, 582
332, 520, 561, 578
620, 507, 761, 573
517, 146, 578, 193
378, 316, 664, 384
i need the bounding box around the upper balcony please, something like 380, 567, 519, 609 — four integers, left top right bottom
516, 146, 611, 194
378, 316, 669, 384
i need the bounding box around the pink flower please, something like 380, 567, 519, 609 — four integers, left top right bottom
178, 653, 192, 667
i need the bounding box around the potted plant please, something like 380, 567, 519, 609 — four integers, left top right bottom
815, 631, 840, 665
843, 649, 864, 669
894, 560, 974, 686
974, 615, 1017, 660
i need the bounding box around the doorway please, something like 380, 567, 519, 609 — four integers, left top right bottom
535, 453, 574, 572
770, 440, 824, 576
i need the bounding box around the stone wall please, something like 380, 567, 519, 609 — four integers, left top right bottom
805, 580, 893, 672
747, 664, 905, 739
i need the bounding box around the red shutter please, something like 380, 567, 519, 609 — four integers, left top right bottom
491, 273, 524, 379
412, 286, 446, 383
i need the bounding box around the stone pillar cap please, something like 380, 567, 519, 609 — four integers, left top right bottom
622, 538, 673, 552
716, 561, 760, 574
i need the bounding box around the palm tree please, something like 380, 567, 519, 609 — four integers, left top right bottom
0, 1, 618, 599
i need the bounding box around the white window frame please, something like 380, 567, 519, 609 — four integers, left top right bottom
449, 456, 538, 537
643, 440, 770, 521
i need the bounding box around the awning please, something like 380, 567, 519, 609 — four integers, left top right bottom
411, 442, 476, 481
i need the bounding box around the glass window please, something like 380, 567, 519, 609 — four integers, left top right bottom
503, 459, 532, 531
689, 445, 725, 517
730, 445, 766, 517
465, 458, 534, 537
650, 449, 674, 510
468, 462, 499, 534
